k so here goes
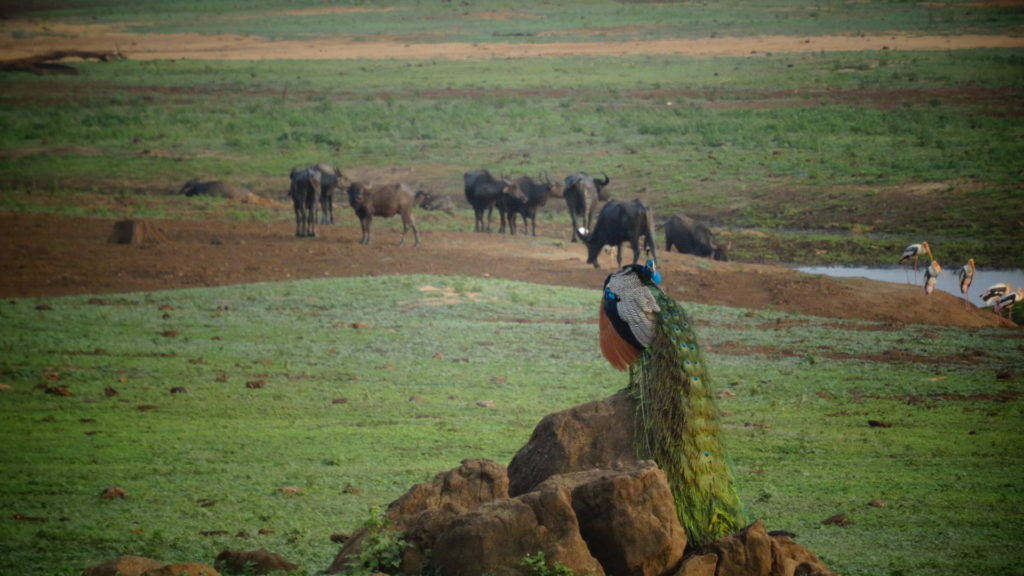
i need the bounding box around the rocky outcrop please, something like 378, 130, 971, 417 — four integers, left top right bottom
507, 389, 636, 497
537, 463, 686, 576
432, 484, 605, 576
327, 392, 837, 576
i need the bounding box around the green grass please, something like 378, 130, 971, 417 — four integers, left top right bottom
1, 277, 1022, 575
2, 46, 1022, 266
14, 0, 1024, 41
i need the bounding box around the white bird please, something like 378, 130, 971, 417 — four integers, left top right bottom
923, 260, 943, 295
957, 259, 975, 306
981, 283, 1012, 307
899, 242, 933, 274
995, 287, 1023, 318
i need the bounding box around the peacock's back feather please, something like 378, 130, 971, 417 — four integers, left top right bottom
628, 287, 745, 547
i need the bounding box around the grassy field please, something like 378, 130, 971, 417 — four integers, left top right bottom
1, 1, 1023, 574
1, 0, 1023, 266
1, 277, 1022, 575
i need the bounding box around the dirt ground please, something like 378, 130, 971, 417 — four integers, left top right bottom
2, 18, 1023, 62
0, 18, 1019, 329
0, 211, 1012, 329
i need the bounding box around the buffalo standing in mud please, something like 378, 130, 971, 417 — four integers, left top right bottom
664, 213, 729, 261
564, 172, 611, 242
347, 182, 421, 247
582, 199, 658, 269
464, 169, 521, 233
496, 173, 563, 236
311, 162, 346, 225
289, 166, 322, 238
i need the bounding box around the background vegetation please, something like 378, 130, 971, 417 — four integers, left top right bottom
1, 0, 1022, 266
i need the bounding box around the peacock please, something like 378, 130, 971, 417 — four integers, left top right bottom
599, 260, 745, 547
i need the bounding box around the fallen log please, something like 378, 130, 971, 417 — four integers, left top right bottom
0, 49, 124, 75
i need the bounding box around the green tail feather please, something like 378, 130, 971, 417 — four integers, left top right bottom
629, 290, 745, 547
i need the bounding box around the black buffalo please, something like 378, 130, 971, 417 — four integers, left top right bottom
288, 166, 321, 238
583, 199, 657, 269
311, 162, 346, 225
496, 173, 563, 236
463, 169, 520, 233
664, 213, 729, 261
564, 172, 611, 242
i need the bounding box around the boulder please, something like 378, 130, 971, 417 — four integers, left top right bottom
707, 520, 836, 576
674, 553, 718, 576
508, 389, 636, 496
326, 458, 509, 574
431, 484, 605, 576
537, 462, 686, 576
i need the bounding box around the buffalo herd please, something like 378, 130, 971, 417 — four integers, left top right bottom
267, 163, 728, 266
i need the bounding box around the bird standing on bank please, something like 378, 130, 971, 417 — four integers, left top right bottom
981, 283, 1012, 307
600, 261, 745, 547
995, 287, 1024, 318
923, 260, 943, 295
957, 259, 975, 306
899, 242, 933, 272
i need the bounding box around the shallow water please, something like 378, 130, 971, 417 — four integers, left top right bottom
795, 265, 1024, 304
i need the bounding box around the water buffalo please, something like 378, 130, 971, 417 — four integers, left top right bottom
583, 199, 657, 269
312, 162, 346, 225
497, 173, 563, 237
464, 169, 520, 233
288, 166, 321, 238
664, 213, 728, 261
564, 172, 611, 242
347, 181, 421, 247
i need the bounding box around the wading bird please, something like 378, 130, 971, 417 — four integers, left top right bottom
923, 260, 943, 295
995, 287, 1024, 318
899, 242, 933, 283
599, 260, 745, 546
957, 259, 976, 306
981, 283, 1012, 307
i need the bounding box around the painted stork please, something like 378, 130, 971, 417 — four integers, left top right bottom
995, 287, 1024, 318
957, 259, 975, 305
923, 260, 943, 295
899, 242, 933, 273
981, 283, 1012, 307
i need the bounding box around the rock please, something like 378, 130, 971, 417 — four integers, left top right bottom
707, 520, 837, 576
507, 389, 635, 497
326, 458, 509, 574
213, 548, 299, 574
537, 462, 686, 576
769, 532, 837, 576
326, 395, 838, 576
707, 520, 774, 576
80, 556, 162, 576
99, 485, 126, 499
431, 484, 605, 576
674, 553, 718, 576
108, 220, 166, 246
142, 564, 219, 576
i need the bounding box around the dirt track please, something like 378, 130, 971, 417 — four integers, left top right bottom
1, 211, 1012, 329
1, 18, 1023, 61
